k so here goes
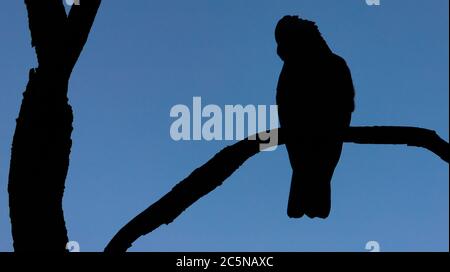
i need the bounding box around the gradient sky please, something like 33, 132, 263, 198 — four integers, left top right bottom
0, 0, 448, 252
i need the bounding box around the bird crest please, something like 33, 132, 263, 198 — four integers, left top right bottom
275, 15, 332, 61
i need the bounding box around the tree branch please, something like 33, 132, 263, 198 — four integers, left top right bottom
66, 0, 102, 73
344, 126, 448, 162
25, 0, 68, 69
24, 0, 101, 74
8, 0, 101, 252
104, 126, 449, 252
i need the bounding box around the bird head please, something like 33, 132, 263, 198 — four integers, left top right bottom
275, 15, 331, 62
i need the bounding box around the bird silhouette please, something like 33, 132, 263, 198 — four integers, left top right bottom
275, 16, 355, 218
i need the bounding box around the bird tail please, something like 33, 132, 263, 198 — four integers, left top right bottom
287, 171, 331, 219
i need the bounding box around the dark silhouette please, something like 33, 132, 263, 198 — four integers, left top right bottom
105, 127, 448, 252
7, 5, 448, 252
8, 0, 101, 252
275, 16, 355, 219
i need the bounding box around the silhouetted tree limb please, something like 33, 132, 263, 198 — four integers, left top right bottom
8, 0, 101, 252
104, 126, 449, 252
345, 126, 448, 162
66, 1, 102, 73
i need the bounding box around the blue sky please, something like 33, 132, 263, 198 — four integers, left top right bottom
0, 0, 448, 252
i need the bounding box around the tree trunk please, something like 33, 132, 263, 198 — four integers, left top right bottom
8, 0, 101, 252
